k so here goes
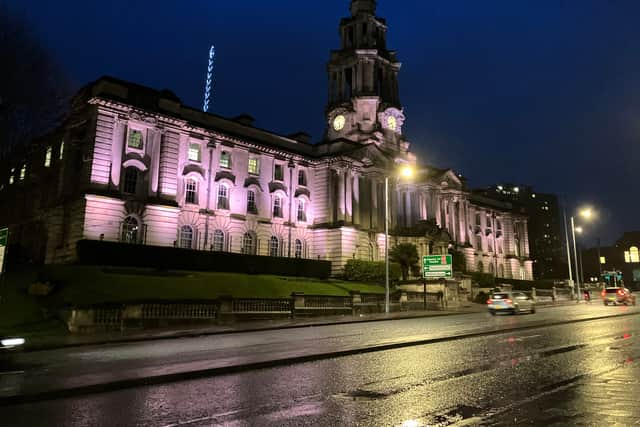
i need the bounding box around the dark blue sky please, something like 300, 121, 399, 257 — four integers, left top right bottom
9, 0, 640, 245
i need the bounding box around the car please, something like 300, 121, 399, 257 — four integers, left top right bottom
487, 291, 536, 315
601, 287, 636, 306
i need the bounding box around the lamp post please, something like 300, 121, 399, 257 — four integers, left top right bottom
384, 165, 414, 314
570, 208, 594, 301
563, 209, 574, 291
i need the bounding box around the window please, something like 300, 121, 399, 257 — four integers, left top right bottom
188, 143, 201, 162
631, 247, 639, 263
128, 129, 143, 149
185, 179, 198, 204
274, 164, 284, 181
9, 168, 15, 185
497, 220, 502, 230
486, 214, 492, 228
212, 230, 225, 252
19, 165, 26, 181
477, 261, 484, 273
121, 216, 139, 243
59, 140, 64, 160
44, 147, 52, 167
179, 225, 194, 249
242, 232, 257, 255
475, 213, 481, 226
248, 158, 260, 175
297, 199, 306, 222
217, 185, 229, 210
273, 196, 283, 218
475, 235, 482, 252
220, 151, 231, 169
295, 239, 303, 258
298, 170, 307, 186
269, 236, 280, 257
247, 190, 257, 214
123, 168, 138, 194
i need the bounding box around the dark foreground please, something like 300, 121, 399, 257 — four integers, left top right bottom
0, 304, 639, 426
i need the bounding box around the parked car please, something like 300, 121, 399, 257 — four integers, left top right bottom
487, 291, 536, 315
601, 287, 636, 306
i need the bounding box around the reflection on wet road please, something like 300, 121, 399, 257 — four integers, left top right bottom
0, 305, 639, 426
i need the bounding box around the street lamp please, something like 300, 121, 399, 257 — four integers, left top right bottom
385, 164, 414, 313
569, 207, 595, 301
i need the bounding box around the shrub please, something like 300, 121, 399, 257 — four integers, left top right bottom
471, 272, 495, 288
474, 291, 488, 304
343, 259, 401, 284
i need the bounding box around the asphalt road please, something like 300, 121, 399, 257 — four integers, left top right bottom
1, 304, 639, 426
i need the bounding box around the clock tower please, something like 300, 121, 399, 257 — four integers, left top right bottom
326, 0, 407, 152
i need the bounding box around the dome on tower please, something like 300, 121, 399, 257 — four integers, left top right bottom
350, 0, 376, 16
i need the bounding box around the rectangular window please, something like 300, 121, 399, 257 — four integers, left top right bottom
19, 165, 26, 181
273, 196, 282, 218
9, 168, 15, 185
188, 143, 201, 162
128, 129, 143, 149
475, 213, 481, 226
220, 151, 231, 169
59, 140, 64, 160
44, 147, 52, 167
274, 164, 284, 181
124, 168, 138, 194
248, 158, 260, 175
217, 185, 229, 210
247, 190, 257, 214
297, 200, 306, 222
185, 180, 198, 204
298, 170, 306, 186
600, 256, 606, 264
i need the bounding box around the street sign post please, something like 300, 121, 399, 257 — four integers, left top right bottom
0, 228, 8, 276
423, 254, 452, 279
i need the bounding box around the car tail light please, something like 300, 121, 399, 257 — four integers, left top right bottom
618, 289, 625, 296
601, 290, 606, 297
505, 299, 513, 304
487, 299, 493, 304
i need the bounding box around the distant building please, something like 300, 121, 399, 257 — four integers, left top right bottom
0, 1, 533, 279
474, 184, 565, 280
582, 232, 640, 288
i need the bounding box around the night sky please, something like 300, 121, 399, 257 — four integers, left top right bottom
8, 0, 640, 245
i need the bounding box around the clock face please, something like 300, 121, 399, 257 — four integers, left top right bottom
387, 115, 397, 131
333, 114, 346, 131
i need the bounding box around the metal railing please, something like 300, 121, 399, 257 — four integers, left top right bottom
232, 298, 292, 313
142, 303, 217, 319
93, 307, 122, 325
304, 295, 352, 308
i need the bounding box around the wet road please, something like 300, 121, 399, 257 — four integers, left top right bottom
1, 304, 639, 425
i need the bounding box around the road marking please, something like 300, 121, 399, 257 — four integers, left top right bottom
0, 371, 24, 376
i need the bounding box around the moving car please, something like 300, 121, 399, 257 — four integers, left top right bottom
601, 287, 636, 306
487, 291, 536, 315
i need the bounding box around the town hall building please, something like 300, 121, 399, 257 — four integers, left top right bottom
0, 0, 533, 279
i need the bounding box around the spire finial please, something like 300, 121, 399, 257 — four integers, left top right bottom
350, 0, 376, 16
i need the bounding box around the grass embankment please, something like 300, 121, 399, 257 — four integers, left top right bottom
1, 265, 385, 336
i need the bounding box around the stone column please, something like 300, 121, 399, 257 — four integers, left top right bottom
435, 193, 442, 227
338, 170, 345, 222
371, 179, 379, 229
405, 191, 412, 227
150, 128, 162, 194
110, 119, 126, 188
352, 173, 360, 226
345, 170, 353, 223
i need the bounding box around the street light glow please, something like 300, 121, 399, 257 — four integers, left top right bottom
579, 208, 593, 219
574, 226, 583, 234
400, 165, 414, 178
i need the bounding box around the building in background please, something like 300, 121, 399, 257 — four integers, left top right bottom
0, 1, 533, 279
473, 184, 565, 280
582, 231, 640, 289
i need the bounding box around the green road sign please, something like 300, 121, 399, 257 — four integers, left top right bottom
423, 254, 452, 279
0, 228, 8, 247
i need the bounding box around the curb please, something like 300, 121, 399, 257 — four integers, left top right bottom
1, 309, 638, 406
21, 308, 485, 353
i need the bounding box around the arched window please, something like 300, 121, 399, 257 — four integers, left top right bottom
477, 261, 484, 273
295, 239, 303, 258
298, 170, 307, 186
247, 190, 257, 214
498, 264, 505, 278
242, 232, 257, 255
123, 167, 138, 194
273, 196, 283, 218
212, 230, 225, 252
475, 235, 483, 252
297, 199, 306, 222
179, 225, 194, 249
631, 246, 640, 263
269, 236, 280, 257
217, 185, 229, 210
121, 216, 139, 244
488, 262, 495, 275
185, 179, 198, 204
220, 151, 231, 169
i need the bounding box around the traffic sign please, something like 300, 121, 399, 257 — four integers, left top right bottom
423, 254, 452, 279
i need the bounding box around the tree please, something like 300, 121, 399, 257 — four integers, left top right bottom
390, 243, 420, 281
0, 3, 71, 161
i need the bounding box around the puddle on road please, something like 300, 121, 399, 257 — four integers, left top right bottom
393, 405, 485, 427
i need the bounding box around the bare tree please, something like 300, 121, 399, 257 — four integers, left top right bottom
0, 3, 71, 161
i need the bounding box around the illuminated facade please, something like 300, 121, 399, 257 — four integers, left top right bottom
0, 0, 532, 279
